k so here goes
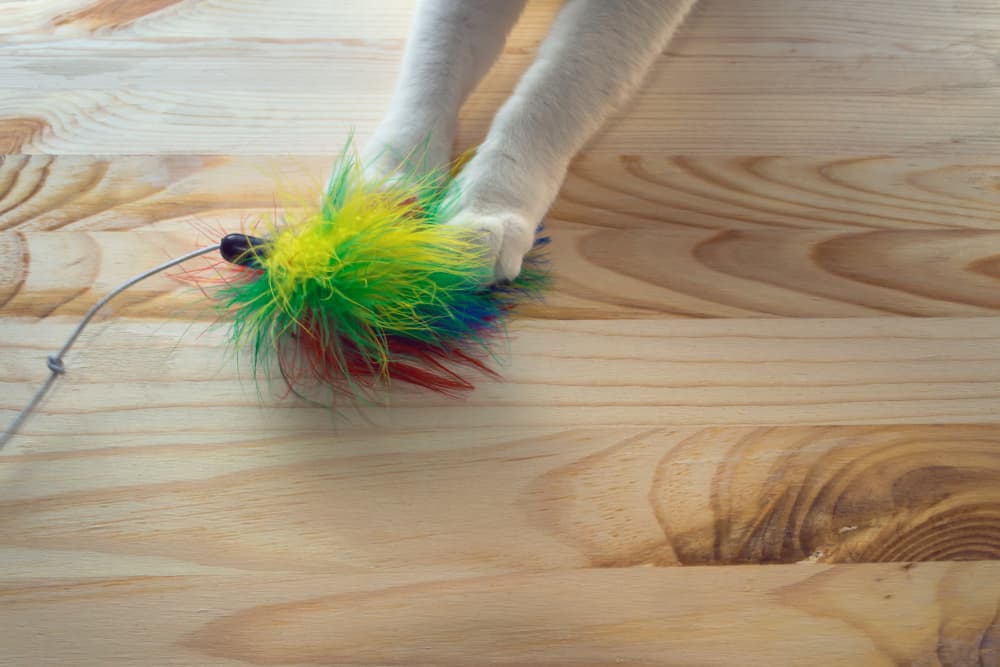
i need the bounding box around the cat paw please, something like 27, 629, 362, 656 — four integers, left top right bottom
446, 209, 537, 284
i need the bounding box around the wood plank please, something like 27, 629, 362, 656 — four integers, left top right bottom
0, 0, 423, 39
4, 155, 998, 234
1, 39, 996, 98
547, 226, 1000, 318
4, 154, 999, 318
2, 316, 999, 437
5, 0, 997, 46
4, 86, 997, 157
2, 1, 999, 154
1, 564, 997, 666
3, 415, 999, 568
6, 226, 1000, 320
555, 155, 1000, 232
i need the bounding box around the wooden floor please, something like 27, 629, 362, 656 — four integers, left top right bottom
2, 1, 1000, 665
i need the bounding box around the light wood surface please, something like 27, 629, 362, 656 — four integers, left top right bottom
4, 563, 999, 666
2, 1, 999, 665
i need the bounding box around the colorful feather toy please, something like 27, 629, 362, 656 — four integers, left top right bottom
184, 144, 549, 403
0, 142, 549, 448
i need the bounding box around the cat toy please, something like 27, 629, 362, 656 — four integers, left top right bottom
0, 143, 549, 448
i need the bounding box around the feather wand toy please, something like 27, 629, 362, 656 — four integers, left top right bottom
182, 144, 549, 403
1, 143, 549, 448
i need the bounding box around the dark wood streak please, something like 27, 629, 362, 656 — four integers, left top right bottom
679, 156, 909, 230
690, 229, 917, 316
757, 156, 995, 227
971, 601, 1000, 665
968, 254, 1000, 280
0, 155, 54, 227
525, 425, 1000, 567
813, 230, 1000, 312
0, 231, 28, 310
0, 156, 223, 232
0, 154, 20, 207
865, 503, 1000, 562
902, 163, 1000, 213
0, 118, 50, 153
617, 155, 797, 230
32, 285, 93, 319
31, 160, 112, 231
558, 155, 1000, 234
634, 155, 874, 230
52, 0, 185, 30
824, 158, 1000, 219
733, 427, 823, 563
0, 156, 29, 226
556, 159, 722, 231
565, 225, 1000, 317
628, 156, 799, 230
0, 158, 109, 231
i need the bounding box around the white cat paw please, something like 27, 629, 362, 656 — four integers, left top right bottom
447, 209, 537, 284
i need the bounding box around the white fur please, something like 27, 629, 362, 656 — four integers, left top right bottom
362, 0, 698, 282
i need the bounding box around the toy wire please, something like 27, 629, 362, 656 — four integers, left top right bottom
0, 243, 222, 451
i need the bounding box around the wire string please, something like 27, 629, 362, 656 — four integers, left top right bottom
0, 244, 221, 450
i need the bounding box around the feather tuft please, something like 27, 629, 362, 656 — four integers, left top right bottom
184, 141, 548, 403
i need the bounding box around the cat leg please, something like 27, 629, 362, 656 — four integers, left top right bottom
448, 0, 698, 282
361, 0, 527, 181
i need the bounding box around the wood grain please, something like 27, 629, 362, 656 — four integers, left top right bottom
3, 153, 1000, 320
2, 1, 1000, 665
8, 227, 1000, 319
4, 415, 1000, 569
2, 316, 999, 435
0, 0, 424, 40
51, 0, 188, 31
556, 155, 1000, 232
0, 563, 996, 666
4, 154, 999, 234
2, 1, 1000, 154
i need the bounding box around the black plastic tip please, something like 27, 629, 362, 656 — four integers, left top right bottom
220, 233, 267, 268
